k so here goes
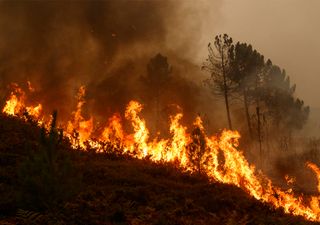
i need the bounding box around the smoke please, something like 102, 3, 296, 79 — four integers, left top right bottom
0, 0, 225, 129
214, 0, 320, 109
211, 0, 320, 184
0, 0, 166, 117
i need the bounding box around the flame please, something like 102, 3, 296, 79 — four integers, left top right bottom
285, 174, 296, 186
66, 86, 93, 148
167, 113, 189, 164
101, 113, 124, 143
2, 83, 42, 120
3, 84, 320, 222
26, 104, 42, 118
3, 94, 21, 115
2, 84, 25, 115
124, 100, 149, 156
307, 162, 320, 193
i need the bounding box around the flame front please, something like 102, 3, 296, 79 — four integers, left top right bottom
2, 83, 42, 120
3, 83, 320, 222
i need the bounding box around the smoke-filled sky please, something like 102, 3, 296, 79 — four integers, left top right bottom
0, 0, 223, 125
0, 0, 319, 123
207, 0, 320, 109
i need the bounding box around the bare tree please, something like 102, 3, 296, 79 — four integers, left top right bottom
202, 34, 234, 129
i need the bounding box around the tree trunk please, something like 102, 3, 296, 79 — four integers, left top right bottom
221, 50, 233, 130
243, 90, 253, 139
224, 85, 232, 130
256, 106, 263, 168
154, 88, 160, 134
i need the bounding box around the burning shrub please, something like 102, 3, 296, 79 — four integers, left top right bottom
186, 118, 209, 174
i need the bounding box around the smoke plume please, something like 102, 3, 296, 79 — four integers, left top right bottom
0, 0, 224, 130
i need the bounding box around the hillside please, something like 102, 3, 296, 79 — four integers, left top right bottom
0, 114, 318, 225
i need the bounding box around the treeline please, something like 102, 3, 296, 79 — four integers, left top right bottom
202, 34, 309, 134
141, 34, 310, 167
201, 34, 309, 160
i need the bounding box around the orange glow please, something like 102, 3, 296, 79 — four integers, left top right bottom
2, 84, 320, 222
101, 113, 124, 143
26, 104, 43, 118
27, 81, 35, 92
3, 94, 21, 115
285, 174, 296, 186
66, 86, 93, 148
2, 84, 25, 115
2, 83, 42, 120
307, 162, 320, 193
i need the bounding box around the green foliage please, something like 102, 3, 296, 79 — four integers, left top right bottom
17, 111, 80, 211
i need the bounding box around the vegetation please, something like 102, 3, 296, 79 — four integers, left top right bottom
0, 113, 318, 224
18, 111, 80, 211
202, 34, 235, 130
203, 34, 310, 166
141, 54, 172, 133
186, 122, 208, 174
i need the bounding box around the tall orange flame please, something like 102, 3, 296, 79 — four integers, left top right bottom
2, 84, 25, 115
66, 86, 93, 148
307, 162, 320, 192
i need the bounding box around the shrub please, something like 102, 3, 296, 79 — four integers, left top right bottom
17, 111, 81, 211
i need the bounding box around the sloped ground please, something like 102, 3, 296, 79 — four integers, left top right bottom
0, 115, 318, 225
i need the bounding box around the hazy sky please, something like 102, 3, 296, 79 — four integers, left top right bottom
0, 0, 319, 111
213, 0, 320, 108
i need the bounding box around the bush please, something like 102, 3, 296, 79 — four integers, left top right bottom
17, 111, 81, 211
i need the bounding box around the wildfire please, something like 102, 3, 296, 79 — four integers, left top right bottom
2, 84, 25, 115
2, 83, 42, 120
26, 104, 42, 118
3, 83, 320, 222
66, 86, 93, 148
307, 162, 320, 193
285, 174, 296, 186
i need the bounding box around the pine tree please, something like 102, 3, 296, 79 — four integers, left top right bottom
203, 34, 235, 129
187, 124, 207, 174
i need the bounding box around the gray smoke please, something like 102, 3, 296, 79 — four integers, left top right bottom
0, 0, 224, 131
